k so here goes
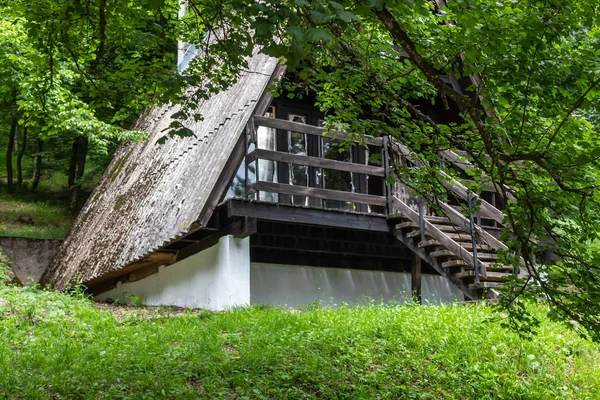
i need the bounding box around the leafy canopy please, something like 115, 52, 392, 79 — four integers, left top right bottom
9, 0, 600, 339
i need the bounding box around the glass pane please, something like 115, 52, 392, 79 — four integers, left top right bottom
257, 107, 277, 202
288, 114, 308, 206
322, 138, 353, 210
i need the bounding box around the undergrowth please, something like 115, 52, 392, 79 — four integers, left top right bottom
0, 284, 599, 399
0, 194, 74, 240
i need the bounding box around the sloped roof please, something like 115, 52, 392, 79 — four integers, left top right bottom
41, 53, 279, 290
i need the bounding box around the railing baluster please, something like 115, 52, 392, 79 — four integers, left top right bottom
383, 136, 392, 216
468, 192, 480, 284
244, 124, 250, 199
418, 197, 426, 243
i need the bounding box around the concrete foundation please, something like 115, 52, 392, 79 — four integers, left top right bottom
94, 235, 463, 309
95, 235, 250, 310
250, 263, 463, 308
0, 237, 62, 284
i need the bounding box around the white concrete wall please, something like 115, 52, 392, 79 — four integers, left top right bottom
95, 237, 463, 309
250, 263, 463, 308
95, 235, 250, 310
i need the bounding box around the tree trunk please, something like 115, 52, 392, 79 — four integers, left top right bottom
32, 138, 43, 190
69, 136, 89, 211
17, 126, 27, 188
6, 102, 17, 194
68, 138, 79, 189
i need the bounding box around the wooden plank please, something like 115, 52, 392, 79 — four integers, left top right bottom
392, 228, 478, 299
438, 149, 518, 203
226, 199, 390, 232
42, 53, 281, 290
391, 196, 478, 269
469, 282, 504, 290
394, 142, 505, 224
439, 202, 508, 252
247, 149, 385, 177
411, 252, 422, 304
439, 173, 505, 224
87, 252, 176, 295
251, 244, 404, 259
176, 218, 254, 262
253, 115, 384, 146
455, 270, 516, 282
430, 250, 457, 258
250, 181, 387, 206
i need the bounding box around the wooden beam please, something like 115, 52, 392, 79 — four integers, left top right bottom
394, 142, 505, 224
392, 227, 478, 300
87, 252, 177, 295
197, 61, 287, 227
411, 252, 422, 304
247, 148, 385, 177
249, 181, 387, 206
226, 199, 390, 232
392, 196, 478, 268
251, 244, 405, 260
439, 173, 505, 224
176, 218, 256, 262
439, 149, 518, 202
253, 115, 384, 146
439, 202, 508, 252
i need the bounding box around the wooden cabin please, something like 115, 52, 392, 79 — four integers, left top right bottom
40, 52, 519, 309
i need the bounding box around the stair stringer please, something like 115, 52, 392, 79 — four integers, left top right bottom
390, 196, 513, 300
392, 229, 479, 300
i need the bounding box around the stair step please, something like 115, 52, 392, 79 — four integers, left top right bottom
442, 260, 468, 268
431, 224, 468, 233
469, 282, 505, 290
395, 221, 419, 230
476, 253, 499, 261
418, 239, 493, 252
455, 271, 512, 282
406, 230, 473, 241
430, 250, 456, 258
424, 216, 454, 225
445, 232, 474, 241
406, 230, 426, 239
387, 213, 407, 221
441, 260, 514, 271
418, 239, 441, 248
395, 221, 467, 233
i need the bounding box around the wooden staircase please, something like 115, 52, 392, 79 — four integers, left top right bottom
390, 196, 522, 300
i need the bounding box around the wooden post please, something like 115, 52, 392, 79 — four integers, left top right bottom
411, 253, 422, 304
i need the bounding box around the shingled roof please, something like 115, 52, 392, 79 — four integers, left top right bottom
41, 52, 280, 290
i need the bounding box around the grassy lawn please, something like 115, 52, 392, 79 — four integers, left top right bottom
0, 283, 599, 399
0, 193, 74, 240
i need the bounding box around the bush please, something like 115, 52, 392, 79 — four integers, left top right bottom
0, 249, 13, 285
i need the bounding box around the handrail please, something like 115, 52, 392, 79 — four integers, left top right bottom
247, 149, 385, 177
468, 192, 481, 283
394, 142, 505, 225
438, 149, 518, 203
253, 116, 384, 146
392, 196, 479, 269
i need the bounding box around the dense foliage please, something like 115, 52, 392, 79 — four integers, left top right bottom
0, 284, 599, 399
0, 0, 186, 204
2, 0, 599, 338
150, 0, 600, 340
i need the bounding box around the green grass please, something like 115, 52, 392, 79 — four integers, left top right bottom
0, 284, 599, 399
0, 193, 74, 240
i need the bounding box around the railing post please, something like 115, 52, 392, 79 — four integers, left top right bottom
468, 192, 481, 283
383, 136, 392, 216
418, 197, 426, 243
244, 123, 250, 199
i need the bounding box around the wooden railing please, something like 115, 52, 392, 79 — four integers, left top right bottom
246, 116, 389, 210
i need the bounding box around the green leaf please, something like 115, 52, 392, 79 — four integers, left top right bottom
305, 28, 332, 43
